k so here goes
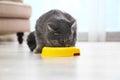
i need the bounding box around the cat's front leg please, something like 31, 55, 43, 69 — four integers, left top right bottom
33, 30, 45, 53
33, 46, 43, 53
33, 41, 44, 53
33, 39, 44, 53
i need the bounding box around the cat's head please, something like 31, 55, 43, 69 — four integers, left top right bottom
46, 19, 77, 47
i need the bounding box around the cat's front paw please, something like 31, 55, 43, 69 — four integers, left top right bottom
33, 48, 42, 53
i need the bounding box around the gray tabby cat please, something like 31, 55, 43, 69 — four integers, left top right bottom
30, 9, 77, 53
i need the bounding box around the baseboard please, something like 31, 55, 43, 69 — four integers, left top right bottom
77, 32, 120, 42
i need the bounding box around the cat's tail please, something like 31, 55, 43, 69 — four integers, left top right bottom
27, 31, 36, 51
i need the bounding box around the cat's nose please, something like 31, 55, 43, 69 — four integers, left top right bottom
60, 39, 67, 43
59, 39, 70, 46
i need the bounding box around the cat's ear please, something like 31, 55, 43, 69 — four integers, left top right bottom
69, 20, 76, 28
47, 23, 55, 31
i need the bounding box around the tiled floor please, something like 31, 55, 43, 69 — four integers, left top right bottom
0, 42, 120, 80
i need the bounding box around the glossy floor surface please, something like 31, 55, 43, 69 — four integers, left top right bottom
0, 42, 120, 80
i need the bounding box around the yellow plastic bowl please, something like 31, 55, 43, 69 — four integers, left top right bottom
41, 47, 80, 57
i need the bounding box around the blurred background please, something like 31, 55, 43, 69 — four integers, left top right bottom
24, 0, 120, 42
1, 0, 119, 42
